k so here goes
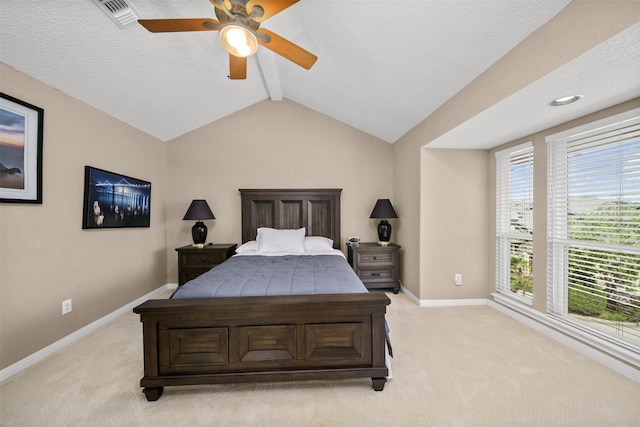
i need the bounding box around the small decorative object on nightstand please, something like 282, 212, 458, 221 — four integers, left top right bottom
183, 199, 215, 248
175, 243, 237, 285
347, 242, 401, 294
369, 199, 398, 246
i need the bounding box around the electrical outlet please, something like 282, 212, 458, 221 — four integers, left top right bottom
454, 274, 463, 286
62, 299, 72, 315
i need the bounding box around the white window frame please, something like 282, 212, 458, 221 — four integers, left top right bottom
546, 108, 640, 353
496, 141, 534, 304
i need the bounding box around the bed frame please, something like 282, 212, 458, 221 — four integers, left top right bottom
134, 189, 390, 401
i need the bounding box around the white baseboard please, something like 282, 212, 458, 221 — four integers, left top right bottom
0, 283, 178, 383
420, 298, 489, 307
398, 284, 420, 304
399, 284, 488, 307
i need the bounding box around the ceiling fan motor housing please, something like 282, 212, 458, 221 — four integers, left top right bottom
215, 0, 263, 31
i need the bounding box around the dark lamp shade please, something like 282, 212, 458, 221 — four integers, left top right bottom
369, 199, 398, 219
183, 200, 215, 221
183, 200, 215, 246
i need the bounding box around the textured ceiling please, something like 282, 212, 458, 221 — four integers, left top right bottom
1, 1, 638, 148
428, 20, 640, 149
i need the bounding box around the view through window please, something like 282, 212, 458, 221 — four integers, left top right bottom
547, 111, 640, 348
496, 142, 534, 303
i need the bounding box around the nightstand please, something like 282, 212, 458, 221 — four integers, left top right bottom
176, 243, 237, 285
347, 242, 401, 294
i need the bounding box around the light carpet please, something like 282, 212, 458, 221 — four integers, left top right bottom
1, 291, 639, 426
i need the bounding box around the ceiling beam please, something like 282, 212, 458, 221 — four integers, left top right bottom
256, 49, 282, 101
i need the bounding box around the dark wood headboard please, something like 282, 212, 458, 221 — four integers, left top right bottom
239, 189, 342, 249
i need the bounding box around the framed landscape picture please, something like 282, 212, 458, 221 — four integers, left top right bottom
82, 166, 151, 229
0, 93, 44, 203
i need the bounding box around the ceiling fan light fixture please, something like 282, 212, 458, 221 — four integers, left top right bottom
219, 24, 258, 58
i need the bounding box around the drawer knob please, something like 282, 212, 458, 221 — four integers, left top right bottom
371, 273, 380, 277
373, 256, 377, 260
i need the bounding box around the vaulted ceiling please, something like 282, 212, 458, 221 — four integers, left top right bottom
1, 1, 638, 149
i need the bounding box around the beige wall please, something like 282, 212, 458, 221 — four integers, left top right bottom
165, 99, 394, 282
393, 1, 640, 301
488, 97, 640, 313
421, 149, 490, 300
391, 130, 421, 295
0, 65, 168, 369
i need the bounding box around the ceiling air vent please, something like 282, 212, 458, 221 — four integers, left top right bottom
92, 0, 140, 28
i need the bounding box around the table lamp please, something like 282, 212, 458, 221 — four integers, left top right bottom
183, 199, 215, 248
369, 199, 398, 246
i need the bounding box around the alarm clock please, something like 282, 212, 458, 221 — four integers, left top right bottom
347, 236, 360, 245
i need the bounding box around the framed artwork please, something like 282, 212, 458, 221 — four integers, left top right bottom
0, 93, 44, 203
82, 166, 151, 229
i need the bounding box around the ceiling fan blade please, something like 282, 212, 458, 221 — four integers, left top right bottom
138, 18, 220, 33
229, 54, 247, 79
257, 28, 317, 70
247, 0, 299, 22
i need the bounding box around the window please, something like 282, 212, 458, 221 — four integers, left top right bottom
496, 142, 534, 303
547, 110, 640, 349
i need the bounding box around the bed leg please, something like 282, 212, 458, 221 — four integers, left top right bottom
371, 377, 386, 391
143, 387, 164, 401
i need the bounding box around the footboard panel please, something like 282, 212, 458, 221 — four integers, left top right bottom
133, 293, 390, 400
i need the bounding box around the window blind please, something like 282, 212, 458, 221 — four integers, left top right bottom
496, 142, 534, 302
547, 111, 640, 347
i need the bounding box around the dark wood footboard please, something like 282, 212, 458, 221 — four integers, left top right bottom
133, 292, 390, 401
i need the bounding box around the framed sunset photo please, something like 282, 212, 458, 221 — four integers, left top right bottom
0, 93, 44, 204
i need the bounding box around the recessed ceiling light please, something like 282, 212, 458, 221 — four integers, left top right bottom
549, 95, 583, 107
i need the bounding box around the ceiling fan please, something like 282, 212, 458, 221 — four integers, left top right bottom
138, 0, 317, 79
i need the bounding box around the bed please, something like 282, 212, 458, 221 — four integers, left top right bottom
133, 189, 391, 401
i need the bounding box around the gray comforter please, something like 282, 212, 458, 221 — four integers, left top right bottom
172, 254, 368, 299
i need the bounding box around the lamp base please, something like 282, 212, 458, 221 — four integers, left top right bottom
377, 220, 392, 246
191, 221, 208, 246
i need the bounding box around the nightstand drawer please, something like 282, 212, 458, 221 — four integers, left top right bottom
176, 244, 237, 286
347, 242, 401, 294
357, 251, 393, 265
358, 269, 393, 281
183, 252, 225, 266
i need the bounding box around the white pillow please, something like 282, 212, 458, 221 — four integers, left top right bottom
304, 236, 334, 252
235, 240, 258, 254
256, 227, 306, 254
